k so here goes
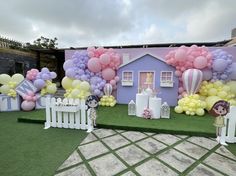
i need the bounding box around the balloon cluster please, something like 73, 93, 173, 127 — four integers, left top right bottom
165, 45, 212, 79
211, 49, 233, 81
21, 91, 38, 111
99, 95, 116, 107
0, 73, 24, 97
27, 68, 57, 96
62, 77, 91, 100
199, 81, 236, 110
62, 47, 121, 103
175, 94, 206, 116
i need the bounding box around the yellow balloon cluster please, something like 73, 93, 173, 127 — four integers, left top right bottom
175, 94, 206, 116
0, 73, 24, 97
62, 77, 91, 100
99, 95, 116, 107
199, 80, 236, 110
41, 81, 57, 96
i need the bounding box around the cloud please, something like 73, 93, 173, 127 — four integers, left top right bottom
0, 0, 235, 47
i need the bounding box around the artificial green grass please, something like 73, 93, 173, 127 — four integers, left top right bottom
96, 104, 216, 137
0, 111, 88, 176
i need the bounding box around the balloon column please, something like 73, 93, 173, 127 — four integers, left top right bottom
0, 73, 24, 97
62, 47, 121, 104
165, 45, 236, 116
99, 83, 117, 107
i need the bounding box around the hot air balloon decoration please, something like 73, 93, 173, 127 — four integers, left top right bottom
103, 83, 113, 96
182, 69, 203, 95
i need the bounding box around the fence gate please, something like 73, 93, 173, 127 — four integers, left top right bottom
44, 97, 93, 132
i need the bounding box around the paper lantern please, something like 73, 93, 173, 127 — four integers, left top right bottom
161, 102, 170, 118
128, 100, 136, 116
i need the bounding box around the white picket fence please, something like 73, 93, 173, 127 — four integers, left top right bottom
44, 97, 93, 132
221, 106, 236, 144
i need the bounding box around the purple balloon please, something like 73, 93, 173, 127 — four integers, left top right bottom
50, 72, 57, 79
94, 89, 101, 95
34, 79, 45, 89
41, 67, 49, 73
202, 68, 212, 81
229, 62, 236, 80
41, 73, 50, 80
66, 68, 76, 78
212, 59, 228, 72
63, 59, 74, 70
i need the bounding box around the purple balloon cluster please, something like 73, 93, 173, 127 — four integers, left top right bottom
211, 49, 233, 81
64, 51, 94, 81
34, 68, 57, 89
90, 76, 106, 97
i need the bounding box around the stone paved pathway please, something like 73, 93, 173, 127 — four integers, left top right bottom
55, 129, 236, 176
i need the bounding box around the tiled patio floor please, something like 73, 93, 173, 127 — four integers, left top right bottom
55, 129, 236, 176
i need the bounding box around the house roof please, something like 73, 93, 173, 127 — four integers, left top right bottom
119, 53, 167, 68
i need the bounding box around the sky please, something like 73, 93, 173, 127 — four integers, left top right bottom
0, 0, 236, 48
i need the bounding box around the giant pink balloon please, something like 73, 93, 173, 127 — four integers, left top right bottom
175, 49, 186, 62
182, 69, 203, 95
87, 57, 101, 73
21, 100, 35, 111
102, 68, 115, 81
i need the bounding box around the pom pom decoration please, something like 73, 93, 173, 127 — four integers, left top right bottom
142, 108, 153, 119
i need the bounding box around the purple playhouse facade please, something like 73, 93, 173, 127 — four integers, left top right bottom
65, 47, 236, 106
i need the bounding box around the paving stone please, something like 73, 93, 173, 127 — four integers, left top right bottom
78, 141, 109, 159
187, 137, 218, 150
55, 164, 91, 176
89, 153, 126, 176
188, 164, 223, 176
80, 133, 97, 145
121, 131, 147, 142
136, 137, 167, 154
144, 132, 155, 136
116, 145, 149, 166
121, 171, 136, 176
174, 141, 208, 159
116, 129, 125, 133
204, 153, 236, 176
153, 134, 181, 145
57, 151, 82, 170
158, 149, 195, 172
135, 159, 178, 176
215, 146, 236, 161
175, 134, 188, 139
92, 128, 116, 138
102, 134, 130, 150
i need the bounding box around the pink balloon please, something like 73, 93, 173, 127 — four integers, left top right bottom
175, 49, 186, 62
114, 76, 120, 82
21, 100, 35, 111
87, 57, 101, 73
175, 70, 182, 77
110, 79, 116, 86
99, 54, 110, 65
193, 56, 207, 69
102, 68, 115, 81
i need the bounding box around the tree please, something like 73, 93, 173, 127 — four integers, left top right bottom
24, 36, 58, 49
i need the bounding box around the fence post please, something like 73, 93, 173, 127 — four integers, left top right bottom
44, 97, 51, 129
226, 106, 236, 143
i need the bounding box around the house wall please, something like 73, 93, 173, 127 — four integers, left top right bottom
117, 54, 179, 106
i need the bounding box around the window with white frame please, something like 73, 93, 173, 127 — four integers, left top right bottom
122, 71, 133, 86
160, 71, 173, 87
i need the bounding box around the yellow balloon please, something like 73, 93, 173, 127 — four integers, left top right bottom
11, 74, 24, 84
196, 108, 205, 116
228, 99, 236, 106
227, 81, 236, 95
214, 81, 223, 87
0, 85, 10, 94
72, 80, 81, 89
208, 88, 217, 96
71, 89, 80, 98
61, 77, 73, 89
80, 81, 90, 91
0, 74, 11, 84
46, 84, 57, 94
174, 106, 183, 113
217, 91, 227, 99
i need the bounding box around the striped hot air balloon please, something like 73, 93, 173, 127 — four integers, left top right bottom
182, 69, 203, 95
103, 83, 113, 96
